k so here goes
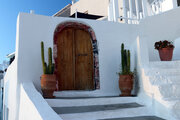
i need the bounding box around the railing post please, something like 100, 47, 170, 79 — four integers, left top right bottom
112, 0, 119, 22
128, 0, 133, 23
172, 0, 178, 8
123, 0, 127, 23
142, 0, 148, 17
135, 0, 139, 20
75, 9, 77, 18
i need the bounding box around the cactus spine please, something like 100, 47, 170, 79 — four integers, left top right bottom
121, 43, 131, 74
41, 41, 54, 74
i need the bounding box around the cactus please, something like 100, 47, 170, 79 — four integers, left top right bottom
41, 41, 54, 74
41, 42, 47, 74
120, 43, 131, 75
121, 43, 125, 74
127, 50, 130, 73
48, 47, 52, 74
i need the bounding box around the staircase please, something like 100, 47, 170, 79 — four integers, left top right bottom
142, 61, 180, 119
46, 97, 164, 120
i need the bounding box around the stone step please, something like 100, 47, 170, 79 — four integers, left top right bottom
149, 61, 180, 69
56, 106, 157, 120
153, 84, 180, 99
46, 97, 138, 107
53, 91, 118, 98
99, 116, 165, 120
145, 68, 180, 76
148, 75, 180, 85
46, 97, 165, 120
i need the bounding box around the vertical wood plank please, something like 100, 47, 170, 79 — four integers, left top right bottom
74, 29, 94, 90
57, 28, 74, 90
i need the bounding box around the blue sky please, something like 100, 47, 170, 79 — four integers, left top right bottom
0, 0, 71, 63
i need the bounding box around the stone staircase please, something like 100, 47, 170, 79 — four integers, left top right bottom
46, 97, 164, 120
142, 61, 180, 119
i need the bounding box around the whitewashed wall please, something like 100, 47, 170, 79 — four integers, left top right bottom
3, 13, 138, 119
139, 7, 180, 62
18, 82, 61, 120
16, 13, 138, 96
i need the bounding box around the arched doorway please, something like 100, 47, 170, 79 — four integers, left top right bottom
53, 22, 100, 90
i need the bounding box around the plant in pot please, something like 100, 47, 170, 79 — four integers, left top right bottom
154, 40, 174, 61
118, 43, 133, 96
40, 41, 56, 98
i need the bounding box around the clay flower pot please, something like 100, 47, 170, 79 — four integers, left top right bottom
41, 74, 57, 98
158, 48, 174, 61
119, 74, 133, 96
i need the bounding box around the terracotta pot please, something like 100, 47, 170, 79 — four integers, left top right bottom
41, 74, 56, 98
119, 74, 133, 96
158, 48, 174, 61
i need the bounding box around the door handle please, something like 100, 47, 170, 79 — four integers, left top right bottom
77, 53, 88, 56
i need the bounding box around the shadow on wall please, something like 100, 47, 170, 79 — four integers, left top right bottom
173, 37, 180, 61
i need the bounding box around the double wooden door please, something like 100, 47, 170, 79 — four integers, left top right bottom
56, 27, 94, 90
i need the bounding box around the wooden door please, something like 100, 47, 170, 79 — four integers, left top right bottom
56, 27, 94, 90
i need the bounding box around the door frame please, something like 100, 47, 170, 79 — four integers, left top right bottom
53, 21, 100, 90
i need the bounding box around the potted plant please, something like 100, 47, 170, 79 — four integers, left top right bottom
154, 40, 174, 61
118, 43, 133, 96
40, 41, 56, 98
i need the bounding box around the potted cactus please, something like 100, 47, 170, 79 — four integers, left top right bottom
118, 43, 133, 96
40, 41, 56, 98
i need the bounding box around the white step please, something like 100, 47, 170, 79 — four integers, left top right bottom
148, 75, 180, 85
153, 84, 180, 99
46, 97, 138, 107
149, 61, 180, 69
145, 68, 180, 76
58, 107, 153, 120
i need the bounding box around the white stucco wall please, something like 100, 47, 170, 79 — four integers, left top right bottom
16, 13, 138, 96
3, 12, 139, 119
18, 82, 61, 120
139, 7, 180, 62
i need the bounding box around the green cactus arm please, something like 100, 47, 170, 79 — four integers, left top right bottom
48, 47, 53, 74
121, 43, 125, 74
124, 50, 127, 74
41, 41, 47, 74
127, 50, 130, 73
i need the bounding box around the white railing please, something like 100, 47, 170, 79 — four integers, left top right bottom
108, 0, 149, 24
109, 0, 177, 24
123, 0, 149, 24
150, 0, 164, 15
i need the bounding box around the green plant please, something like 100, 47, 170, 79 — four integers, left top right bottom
119, 43, 132, 75
154, 40, 174, 50
41, 41, 54, 74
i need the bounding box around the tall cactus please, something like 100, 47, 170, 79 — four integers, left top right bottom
48, 47, 53, 74
121, 43, 125, 74
41, 42, 47, 74
120, 43, 131, 74
41, 41, 54, 74
127, 50, 130, 73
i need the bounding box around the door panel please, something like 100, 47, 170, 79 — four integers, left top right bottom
57, 28, 74, 90
75, 29, 94, 90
